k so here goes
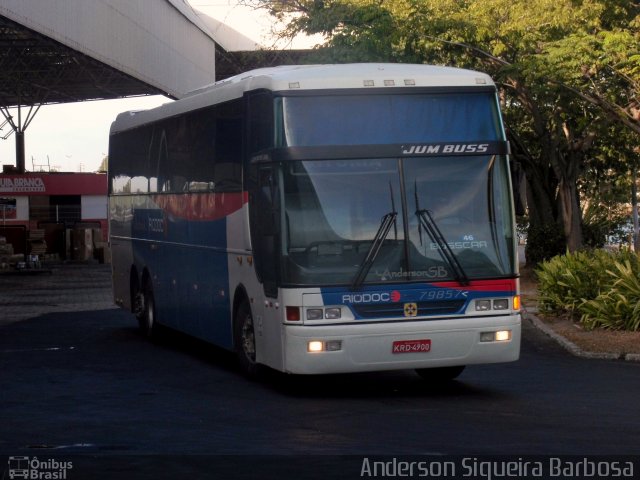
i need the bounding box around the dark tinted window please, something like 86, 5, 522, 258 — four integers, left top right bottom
279, 92, 503, 147
109, 98, 243, 195
109, 125, 153, 194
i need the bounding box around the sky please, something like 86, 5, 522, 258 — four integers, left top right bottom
0, 1, 317, 174
0, 96, 169, 173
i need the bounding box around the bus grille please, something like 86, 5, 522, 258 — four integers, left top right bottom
351, 300, 466, 319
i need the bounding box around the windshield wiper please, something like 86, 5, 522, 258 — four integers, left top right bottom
351, 211, 397, 290
351, 182, 398, 290
415, 208, 469, 286
414, 181, 469, 285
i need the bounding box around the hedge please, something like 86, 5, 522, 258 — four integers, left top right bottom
536, 249, 640, 331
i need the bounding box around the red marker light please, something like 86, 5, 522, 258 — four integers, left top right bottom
286, 306, 301, 321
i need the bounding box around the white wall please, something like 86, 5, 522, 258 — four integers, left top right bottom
81, 195, 107, 220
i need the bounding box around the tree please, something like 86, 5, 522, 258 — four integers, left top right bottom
539, 3, 640, 135
248, 0, 639, 255
580, 125, 637, 246
97, 155, 108, 173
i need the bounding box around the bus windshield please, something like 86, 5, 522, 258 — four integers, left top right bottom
277, 91, 514, 287
282, 155, 515, 286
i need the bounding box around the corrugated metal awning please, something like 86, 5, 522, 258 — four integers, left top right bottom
0, 14, 163, 107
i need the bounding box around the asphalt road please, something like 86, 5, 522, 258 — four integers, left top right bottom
0, 265, 638, 479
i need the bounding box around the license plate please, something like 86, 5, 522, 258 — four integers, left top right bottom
392, 339, 431, 354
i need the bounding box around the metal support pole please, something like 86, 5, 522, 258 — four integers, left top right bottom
15, 130, 25, 173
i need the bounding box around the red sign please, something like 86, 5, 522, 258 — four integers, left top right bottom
0, 173, 107, 196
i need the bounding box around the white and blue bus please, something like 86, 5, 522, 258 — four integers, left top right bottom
109, 64, 521, 380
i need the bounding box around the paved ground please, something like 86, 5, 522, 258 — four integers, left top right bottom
0, 263, 116, 327
1, 262, 639, 479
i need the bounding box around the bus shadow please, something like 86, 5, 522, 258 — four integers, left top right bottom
120, 322, 241, 374
261, 368, 504, 400
120, 323, 509, 401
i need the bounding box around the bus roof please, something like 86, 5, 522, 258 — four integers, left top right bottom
192, 63, 495, 95
111, 63, 495, 134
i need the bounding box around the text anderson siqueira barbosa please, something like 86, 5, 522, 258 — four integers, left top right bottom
360, 457, 634, 479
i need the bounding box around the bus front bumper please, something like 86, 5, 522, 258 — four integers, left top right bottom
282, 314, 521, 375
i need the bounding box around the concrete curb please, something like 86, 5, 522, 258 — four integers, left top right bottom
526, 310, 640, 362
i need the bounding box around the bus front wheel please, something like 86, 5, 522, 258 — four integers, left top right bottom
234, 301, 261, 378
415, 366, 465, 382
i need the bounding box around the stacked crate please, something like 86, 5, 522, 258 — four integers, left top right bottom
70, 228, 93, 261
28, 229, 47, 257
0, 236, 14, 269
92, 228, 110, 263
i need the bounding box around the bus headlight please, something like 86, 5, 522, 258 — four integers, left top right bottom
493, 299, 509, 310
474, 298, 515, 312
325, 308, 341, 319
476, 300, 491, 311
306, 309, 323, 320
305, 307, 342, 320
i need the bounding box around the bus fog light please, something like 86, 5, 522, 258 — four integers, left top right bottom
325, 308, 341, 319
308, 341, 324, 353
480, 332, 495, 342
495, 330, 511, 342
306, 309, 323, 320
476, 300, 491, 311
493, 299, 509, 310
325, 340, 342, 351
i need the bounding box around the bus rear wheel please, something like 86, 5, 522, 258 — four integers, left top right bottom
415, 366, 465, 382
138, 281, 158, 338
234, 301, 261, 378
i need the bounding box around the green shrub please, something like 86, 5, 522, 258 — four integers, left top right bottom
536, 248, 640, 331
536, 250, 604, 318
580, 260, 640, 331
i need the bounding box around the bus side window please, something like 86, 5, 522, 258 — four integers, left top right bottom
213, 101, 243, 192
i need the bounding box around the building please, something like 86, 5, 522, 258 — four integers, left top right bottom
0, 171, 107, 262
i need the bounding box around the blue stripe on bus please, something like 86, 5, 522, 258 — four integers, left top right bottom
131, 210, 233, 349
319, 281, 516, 320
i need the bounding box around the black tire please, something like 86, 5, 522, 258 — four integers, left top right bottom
415, 366, 465, 382
138, 280, 158, 338
234, 300, 262, 378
